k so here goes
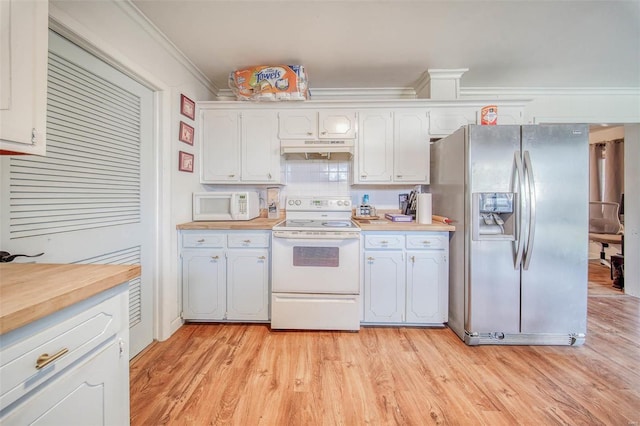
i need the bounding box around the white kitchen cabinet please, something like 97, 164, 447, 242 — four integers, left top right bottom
226, 249, 269, 320
200, 109, 240, 182
362, 232, 448, 325
393, 110, 430, 183
355, 110, 394, 183
363, 250, 405, 323
241, 110, 280, 183
354, 109, 430, 185
181, 248, 227, 320
180, 231, 270, 322
0, 0, 48, 155
0, 285, 129, 425
200, 109, 280, 184
278, 110, 357, 139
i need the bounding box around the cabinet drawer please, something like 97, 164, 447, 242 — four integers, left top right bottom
183, 233, 226, 248
0, 286, 128, 411
406, 233, 448, 250
364, 234, 405, 249
228, 233, 270, 248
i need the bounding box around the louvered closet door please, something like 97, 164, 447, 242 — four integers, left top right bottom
0, 31, 154, 358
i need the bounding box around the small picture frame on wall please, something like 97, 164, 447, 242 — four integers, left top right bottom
179, 121, 194, 145
178, 151, 194, 173
180, 94, 195, 120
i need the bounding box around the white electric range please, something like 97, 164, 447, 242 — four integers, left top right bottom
271, 195, 361, 331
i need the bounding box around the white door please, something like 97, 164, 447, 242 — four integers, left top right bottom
0, 31, 155, 358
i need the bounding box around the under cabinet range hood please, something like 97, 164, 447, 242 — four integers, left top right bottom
280, 139, 354, 159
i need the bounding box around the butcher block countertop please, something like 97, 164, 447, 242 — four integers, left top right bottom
355, 219, 455, 232
0, 263, 141, 335
176, 216, 283, 230
176, 211, 455, 232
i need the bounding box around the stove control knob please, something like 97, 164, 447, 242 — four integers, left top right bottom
344, 200, 351, 206
288, 199, 295, 206
295, 200, 301, 206
337, 200, 343, 206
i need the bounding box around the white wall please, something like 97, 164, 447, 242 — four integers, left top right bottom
49, 0, 216, 340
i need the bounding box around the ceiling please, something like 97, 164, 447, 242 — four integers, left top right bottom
132, 0, 640, 95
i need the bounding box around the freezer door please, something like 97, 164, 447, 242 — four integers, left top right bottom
520, 124, 588, 334
466, 125, 522, 334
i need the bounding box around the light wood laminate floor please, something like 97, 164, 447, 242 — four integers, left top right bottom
130, 262, 639, 425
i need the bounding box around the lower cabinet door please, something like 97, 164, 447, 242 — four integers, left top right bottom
0, 341, 128, 425
226, 249, 269, 320
363, 250, 405, 323
406, 251, 447, 324
182, 249, 226, 320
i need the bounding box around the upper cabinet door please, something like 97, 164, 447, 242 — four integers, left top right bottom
200, 109, 240, 183
0, 0, 48, 155
278, 110, 317, 139
355, 110, 393, 183
318, 110, 357, 139
241, 111, 280, 183
393, 110, 430, 183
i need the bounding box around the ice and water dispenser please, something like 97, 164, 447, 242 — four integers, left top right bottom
472, 192, 516, 240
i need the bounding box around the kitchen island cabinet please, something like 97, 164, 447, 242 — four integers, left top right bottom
180, 230, 271, 322
362, 232, 449, 326
0, 263, 139, 425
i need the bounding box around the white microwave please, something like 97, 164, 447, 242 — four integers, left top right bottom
193, 192, 260, 221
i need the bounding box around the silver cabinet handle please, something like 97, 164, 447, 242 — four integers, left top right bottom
410, 256, 415, 263
197, 239, 205, 243
321, 131, 327, 135
211, 255, 219, 260
258, 256, 266, 260
367, 256, 374, 261
307, 131, 313, 136
36, 348, 69, 370
243, 240, 251, 243
380, 241, 388, 244
422, 240, 431, 245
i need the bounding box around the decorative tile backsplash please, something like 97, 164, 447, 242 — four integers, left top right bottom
282, 158, 418, 209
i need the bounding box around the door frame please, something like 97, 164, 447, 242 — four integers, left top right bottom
47, 16, 171, 341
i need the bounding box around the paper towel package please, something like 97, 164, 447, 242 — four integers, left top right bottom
416, 193, 433, 224
229, 65, 309, 101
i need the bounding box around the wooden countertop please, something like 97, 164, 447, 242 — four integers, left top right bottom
0, 263, 141, 335
177, 216, 283, 230
176, 211, 455, 232
355, 219, 455, 232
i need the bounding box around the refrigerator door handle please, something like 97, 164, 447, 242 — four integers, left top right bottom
523, 150, 537, 270
514, 152, 526, 269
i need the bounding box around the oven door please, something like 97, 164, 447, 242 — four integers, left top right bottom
272, 235, 360, 294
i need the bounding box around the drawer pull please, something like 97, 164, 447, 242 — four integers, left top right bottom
197, 239, 205, 243
422, 241, 431, 244
258, 256, 266, 260
243, 240, 251, 243
211, 256, 219, 260
380, 241, 388, 244
367, 256, 374, 261
36, 348, 69, 370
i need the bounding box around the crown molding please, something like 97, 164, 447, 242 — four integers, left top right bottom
460, 86, 640, 97
217, 87, 418, 101
116, 0, 218, 95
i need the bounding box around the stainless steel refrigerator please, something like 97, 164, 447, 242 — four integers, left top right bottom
431, 124, 589, 345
